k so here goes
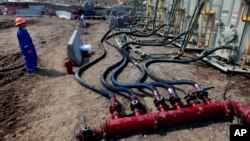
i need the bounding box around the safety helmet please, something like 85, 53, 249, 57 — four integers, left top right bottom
15, 17, 25, 26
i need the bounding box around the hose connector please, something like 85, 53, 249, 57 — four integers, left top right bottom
130, 95, 147, 115
76, 127, 94, 141
109, 96, 122, 119
194, 84, 214, 103
76, 117, 94, 141
168, 88, 181, 106
154, 95, 168, 112
184, 90, 198, 107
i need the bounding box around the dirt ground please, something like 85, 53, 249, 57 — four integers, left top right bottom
1, 15, 250, 141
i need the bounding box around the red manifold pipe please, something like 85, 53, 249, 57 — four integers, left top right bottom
227, 101, 250, 124
76, 100, 250, 140
92, 100, 229, 137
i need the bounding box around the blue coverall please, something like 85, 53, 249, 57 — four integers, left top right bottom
17, 27, 38, 73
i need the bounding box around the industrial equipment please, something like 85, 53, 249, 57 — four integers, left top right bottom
241, 41, 250, 69
72, 0, 250, 140
202, 0, 250, 73
197, 1, 215, 48
76, 100, 250, 140
106, 6, 135, 27
241, 0, 250, 22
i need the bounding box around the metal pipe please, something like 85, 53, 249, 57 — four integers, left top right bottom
178, 0, 207, 55
93, 100, 228, 137
227, 101, 250, 124
76, 100, 250, 140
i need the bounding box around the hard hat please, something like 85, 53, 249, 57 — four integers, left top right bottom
15, 17, 25, 26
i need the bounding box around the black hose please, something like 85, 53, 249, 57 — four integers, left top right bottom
106, 39, 177, 98
132, 24, 167, 37
106, 32, 183, 99
104, 35, 161, 98
144, 46, 233, 85
104, 29, 187, 98
121, 31, 187, 51
179, 0, 207, 53
106, 24, 167, 41
117, 50, 181, 101
164, 0, 178, 36
142, 20, 153, 32
105, 39, 151, 92
110, 48, 161, 98
100, 42, 134, 99
75, 26, 126, 99
149, 81, 180, 99
100, 59, 132, 99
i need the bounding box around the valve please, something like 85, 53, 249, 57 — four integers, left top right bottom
130, 98, 147, 115
75, 116, 94, 141
169, 96, 181, 105
154, 95, 168, 111
193, 84, 214, 100
184, 90, 197, 104
109, 96, 122, 119
168, 88, 181, 105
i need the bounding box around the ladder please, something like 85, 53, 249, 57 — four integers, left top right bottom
241, 0, 250, 22
241, 41, 250, 69
197, 11, 215, 48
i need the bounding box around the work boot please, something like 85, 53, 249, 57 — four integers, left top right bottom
27, 67, 39, 74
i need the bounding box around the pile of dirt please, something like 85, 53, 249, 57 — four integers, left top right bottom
0, 52, 25, 87
0, 51, 28, 139
0, 87, 19, 137
0, 52, 39, 140
0, 80, 35, 140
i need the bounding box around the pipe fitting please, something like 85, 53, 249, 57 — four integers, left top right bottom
156, 95, 163, 101
184, 91, 197, 104
75, 126, 94, 141
167, 88, 182, 108
193, 84, 209, 100
193, 84, 215, 101
154, 96, 168, 112
169, 96, 181, 106
203, 98, 212, 105
227, 101, 250, 124
153, 90, 160, 98
130, 99, 147, 115
131, 99, 138, 105
194, 84, 202, 91
109, 97, 122, 119
75, 100, 250, 141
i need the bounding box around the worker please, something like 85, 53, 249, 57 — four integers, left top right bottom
15, 17, 38, 73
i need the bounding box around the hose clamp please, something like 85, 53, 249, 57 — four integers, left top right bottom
132, 99, 138, 105
156, 95, 163, 101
